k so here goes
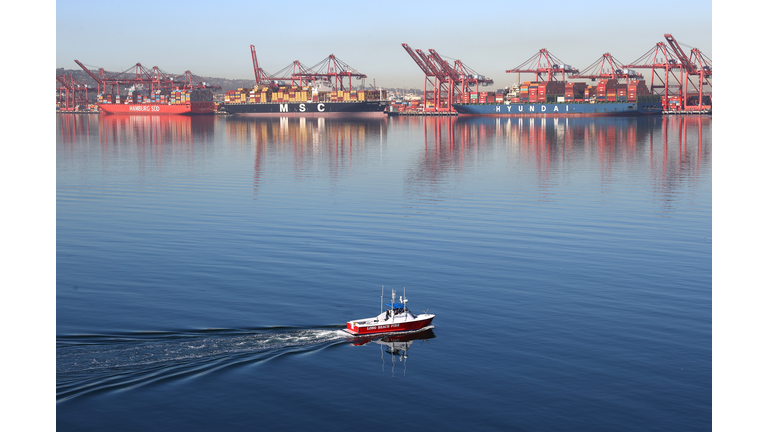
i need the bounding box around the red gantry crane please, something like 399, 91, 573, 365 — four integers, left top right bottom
251, 45, 268, 86
625, 42, 685, 110
402, 44, 493, 112
251, 45, 380, 92
625, 35, 711, 112
664, 34, 711, 111
427, 49, 463, 110
298, 54, 367, 91
75, 60, 219, 96
177, 70, 221, 91
269, 60, 318, 88
416, 48, 449, 110
75, 61, 158, 94
56, 73, 91, 111
506, 49, 579, 82
452, 59, 494, 94
251, 45, 352, 89
684, 47, 712, 109
402, 43, 437, 109
429, 49, 494, 110
56, 74, 72, 110
569, 53, 642, 82
74, 60, 108, 94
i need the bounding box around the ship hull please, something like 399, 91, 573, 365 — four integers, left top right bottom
98, 102, 216, 115
452, 101, 662, 116
345, 316, 434, 336
223, 101, 388, 116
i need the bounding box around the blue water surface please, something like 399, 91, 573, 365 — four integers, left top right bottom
57, 113, 711, 431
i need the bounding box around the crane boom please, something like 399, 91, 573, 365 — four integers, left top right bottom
664, 34, 697, 74
250, 45, 263, 85
302, 54, 364, 91
428, 49, 461, 82
74, 60, 106, 93
415, 49, 442, 78
74, 60, 102, 84
401, 44, 433, 76
570, 53, 640, 81
505, 48, 578, 82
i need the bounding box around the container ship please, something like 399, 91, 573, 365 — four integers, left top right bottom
98, 89, 216, 115
222, 84, 388, 116
452, 79, 662, 116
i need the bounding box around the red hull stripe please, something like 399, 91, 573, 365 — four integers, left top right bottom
98, 102, 216, 115
346, 317, 434, 335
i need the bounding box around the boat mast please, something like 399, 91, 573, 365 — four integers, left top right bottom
402, 286, 408, 316
381, 285, 384, 315
390, 289, 395, 321
402, 286, 406, 317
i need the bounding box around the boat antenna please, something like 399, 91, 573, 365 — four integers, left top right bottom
381, 285, 384, 315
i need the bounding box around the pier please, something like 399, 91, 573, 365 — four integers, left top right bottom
663, 109, 712, 115
386, 111, 458, 117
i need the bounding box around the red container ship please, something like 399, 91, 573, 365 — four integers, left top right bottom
98, 89, 216, 115
98, 102, 216, 115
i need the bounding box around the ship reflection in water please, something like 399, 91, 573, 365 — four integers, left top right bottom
96, 114, 215, 148
224, 115, 387, 149
403, 115, 711, 202
224, 116, 388, 196
347, 328, 436, 377
60, 113, 710, 203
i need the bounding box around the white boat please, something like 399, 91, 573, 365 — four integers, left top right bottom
345, 288, 435, 336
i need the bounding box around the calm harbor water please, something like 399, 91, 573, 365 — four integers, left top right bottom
57, 113, 711, 431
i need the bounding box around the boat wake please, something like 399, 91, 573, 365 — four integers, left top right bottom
56, 327, 349, 402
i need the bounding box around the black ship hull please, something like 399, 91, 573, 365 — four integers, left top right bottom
223, 101, 388, 116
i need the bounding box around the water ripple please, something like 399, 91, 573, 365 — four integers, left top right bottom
56, 328, 349, 402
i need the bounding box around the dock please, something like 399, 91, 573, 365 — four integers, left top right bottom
386, 111, 458, 117
663, 109, 712, 115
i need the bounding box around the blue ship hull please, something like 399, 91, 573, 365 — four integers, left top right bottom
452, 101, 662, 116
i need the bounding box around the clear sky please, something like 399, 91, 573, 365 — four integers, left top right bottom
56, 0, 712, 89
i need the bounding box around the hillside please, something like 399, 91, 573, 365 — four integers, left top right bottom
56, 68, 255, 94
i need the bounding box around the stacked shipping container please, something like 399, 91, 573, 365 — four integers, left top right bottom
565, 82, 588, 101
224, 86, 386, 104
596, 79, 618, 101
537, 81, 565, 102
97, 89, 211, 105
594, 80, 649, 102
459, 79, 652, 104
627, 80, 650, 102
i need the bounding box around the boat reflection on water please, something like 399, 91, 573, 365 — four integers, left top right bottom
347, 327, 436, 376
